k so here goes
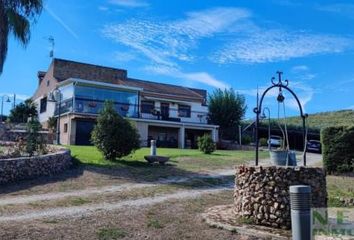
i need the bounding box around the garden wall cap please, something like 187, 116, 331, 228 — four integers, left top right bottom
289, 185, 311, 193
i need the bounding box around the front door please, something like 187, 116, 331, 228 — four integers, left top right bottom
160, 103, 169, 120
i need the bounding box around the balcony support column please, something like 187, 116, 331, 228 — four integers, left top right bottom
179, 125, 185, 149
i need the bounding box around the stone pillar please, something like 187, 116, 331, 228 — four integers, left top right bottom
150, 140, 156, 156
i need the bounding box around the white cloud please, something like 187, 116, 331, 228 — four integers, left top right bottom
290, 65, 316, 81
102, 8, 250, 67
213, 29, 352, 64
98, 6, 109, 11
316, 3, 354, 18
145, 65, 229, 89
44, 5, 79, 39
291, 65, 309, 73
113, 51, 137, 62
102, 7, 249, 88
109, 0, 149, 8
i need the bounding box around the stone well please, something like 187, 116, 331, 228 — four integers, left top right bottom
234, 166, 327, 230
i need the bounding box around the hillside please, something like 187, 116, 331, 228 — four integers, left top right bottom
284, 110, 354, 130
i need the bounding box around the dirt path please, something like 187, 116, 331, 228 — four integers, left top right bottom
0, 153, 322, 208
0, 187, 231, 222
0, 169, 234, 207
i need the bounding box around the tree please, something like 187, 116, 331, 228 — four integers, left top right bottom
0, 0, 43, 74
91, 101, 140, 160
8, 98, 37, 123
208, 88, 246, 140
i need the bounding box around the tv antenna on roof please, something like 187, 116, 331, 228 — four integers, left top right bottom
47, 36, 55, 58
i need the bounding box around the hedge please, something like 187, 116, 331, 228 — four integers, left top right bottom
321, 125, 354, 174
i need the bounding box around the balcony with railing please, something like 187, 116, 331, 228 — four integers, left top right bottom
53, 83, 209, 124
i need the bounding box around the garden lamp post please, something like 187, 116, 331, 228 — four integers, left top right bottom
48, 88, 62, 145
262, 107, 271, 150
1, 95, 11, 122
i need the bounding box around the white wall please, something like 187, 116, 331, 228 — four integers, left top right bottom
34, 97, 56, 124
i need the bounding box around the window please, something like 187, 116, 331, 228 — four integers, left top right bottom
178, 105, 191, 118
141, 101, 155, 114
40, 97, 47, 113
64, 123, 68, 133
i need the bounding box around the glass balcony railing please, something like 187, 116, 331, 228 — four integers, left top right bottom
74, 98, 139, 118
54, 98, 209, 124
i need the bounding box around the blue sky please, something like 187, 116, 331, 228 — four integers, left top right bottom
1, 0, 354, 118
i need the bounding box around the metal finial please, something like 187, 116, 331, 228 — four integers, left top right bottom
271, 71, 289, 87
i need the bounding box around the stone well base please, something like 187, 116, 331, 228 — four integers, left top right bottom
202, 205, 345, 240
234, 166, 327, 229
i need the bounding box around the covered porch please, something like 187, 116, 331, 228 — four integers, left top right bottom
134, 118, 218, 149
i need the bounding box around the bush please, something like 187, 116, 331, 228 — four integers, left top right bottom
91, 101, 140, 160
242, 135, 252, 145
197, 134, 216, 154
321, 125, 354, 174
259, 138, 268, 147
26, 116, 47, 156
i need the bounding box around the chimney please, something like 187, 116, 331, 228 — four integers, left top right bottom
37, 71, 46, 85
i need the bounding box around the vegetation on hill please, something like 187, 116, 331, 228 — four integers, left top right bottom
244, 110, 354, 133
281, 110, 354, 129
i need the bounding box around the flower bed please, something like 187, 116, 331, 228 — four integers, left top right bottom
0, 145, 72, 184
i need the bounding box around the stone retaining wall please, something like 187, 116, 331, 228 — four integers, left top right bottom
0, 148, 72, 184
234, 166, 327, 229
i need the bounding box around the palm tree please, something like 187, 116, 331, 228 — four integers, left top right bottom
0, 0, 42, 74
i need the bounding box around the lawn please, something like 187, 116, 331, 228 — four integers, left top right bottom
68, 146, 268, 181
69, 146, 266, 170
327, 175, 354, 207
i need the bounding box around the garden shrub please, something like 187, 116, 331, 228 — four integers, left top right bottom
259, 138, 268, 146
26, 116, 47, 156
321, 125, 354, 174
91, 101, 140, 160
197, 134, 216, 154
242, 135, 252, 145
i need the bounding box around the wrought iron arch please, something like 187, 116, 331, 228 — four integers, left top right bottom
253, 71, 308, 166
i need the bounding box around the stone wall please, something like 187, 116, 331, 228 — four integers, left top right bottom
234, 166, 327, 229
0, 123, 52, 143
0, 148, 72, 184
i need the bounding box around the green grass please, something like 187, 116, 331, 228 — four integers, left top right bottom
97, 227, 127, 240
147, 218, 164, 229
69, 146, 266, 171
327, 175, 354, 207
68, 146, 267, 181
70, 197, 91, 206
